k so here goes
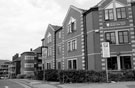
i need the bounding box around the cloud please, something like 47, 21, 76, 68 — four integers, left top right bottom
75, 0, 90, 5
0, 0, 65, 60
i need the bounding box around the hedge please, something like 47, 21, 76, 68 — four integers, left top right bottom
36, 69, 135, 83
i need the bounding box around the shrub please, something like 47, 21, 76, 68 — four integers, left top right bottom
44, 69, 59, 81
24, 74, 35, 79
36, 69, 135, 83
58, 70, 106, 83
36, 70, 43, 80
16, 74, 26, 79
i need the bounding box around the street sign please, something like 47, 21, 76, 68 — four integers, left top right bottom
102, 42, 110, 58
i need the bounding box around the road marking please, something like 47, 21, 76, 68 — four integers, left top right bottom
5, 86, 8, 88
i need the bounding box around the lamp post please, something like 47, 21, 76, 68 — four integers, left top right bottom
41, 46, 48, 81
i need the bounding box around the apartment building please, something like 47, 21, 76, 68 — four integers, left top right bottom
33, 47, 42, 71
10, 54, 21, 78
0, 60, 11, 78
42, 0, 135, 71
21, 51, 35, 75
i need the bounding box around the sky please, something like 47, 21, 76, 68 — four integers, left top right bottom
0, 0, 101, 60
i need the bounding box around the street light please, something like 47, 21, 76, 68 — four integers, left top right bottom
41, 46, 48, 81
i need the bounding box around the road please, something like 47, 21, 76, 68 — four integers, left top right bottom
0, 79, 25, 88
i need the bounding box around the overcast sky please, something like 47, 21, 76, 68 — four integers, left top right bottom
0, 0, 101, 60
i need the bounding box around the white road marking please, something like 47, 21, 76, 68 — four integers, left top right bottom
5, 86, 8, 88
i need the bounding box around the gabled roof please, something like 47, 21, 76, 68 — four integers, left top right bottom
62, 5, 86, 24
96, 0, 128, 7
33, 46, 42, 54
51, 24, 62, 31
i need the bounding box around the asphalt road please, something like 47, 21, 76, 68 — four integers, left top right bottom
0, 79, 25, 88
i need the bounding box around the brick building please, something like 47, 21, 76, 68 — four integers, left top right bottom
42, 0, 135, 71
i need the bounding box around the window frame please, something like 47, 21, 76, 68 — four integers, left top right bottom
107, 55, 132, 71
67, 39, 77, 52
57, 61, 62, 70
104, 29, 130, 45
67, 58, 77, 70
67, 17, 76, 34
104, 9, 114, 21
59, 31, 62, 38
118, 30, 129, 44
25, 56, 34, 60
57, 45, 61, 55
24, 63, 34, 68
47, 62, 51, 69
105, 32, 116, 44
116, 7, 126, 19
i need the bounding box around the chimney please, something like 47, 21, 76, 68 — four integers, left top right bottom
30, 48, 33, 51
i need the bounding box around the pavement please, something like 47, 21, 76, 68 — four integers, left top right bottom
11, 79, 135, 88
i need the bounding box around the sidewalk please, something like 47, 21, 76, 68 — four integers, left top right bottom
11, 79, 135, 88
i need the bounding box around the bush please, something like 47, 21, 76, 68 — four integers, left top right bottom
16, 74, 26, 79
45, 69, 59, 81
58, 70, 106, 83
36, 70, 43, 80
24, 74, 35, 79
36, 69, 135, 83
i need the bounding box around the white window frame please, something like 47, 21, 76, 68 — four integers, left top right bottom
59, 31, 62, 38
67, 38, 77, 52
57, 45, 61, 54
47, 33, 52, 43
48, 47, 52, 56
67, 17, 76, 34
24, 63, 34, 68
67, 58, 78, 70
25, 56, 34, 60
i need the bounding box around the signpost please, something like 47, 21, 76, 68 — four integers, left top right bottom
102, 42, 110, 82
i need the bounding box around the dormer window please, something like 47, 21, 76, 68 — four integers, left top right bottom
67, 17, 76, 34
116, 7, 126, 19
104, 1, 126, 21
105, 9, 114, 20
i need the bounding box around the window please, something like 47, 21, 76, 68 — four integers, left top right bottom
24, 63, 34, 68
116, 7, 126, 19
105, 7, 126, 20
57, 62, 61, 70
107, 57, 117, 70
47, 33, 52, 43
48, 47, 52, 56
67, 17, 76, 34
25, 56, 34, 60
105, 32, 116, 44
105, 30, 129, 44
58, 45, 61, 54
42, 48, 48, 58
59, 31, 61, 38
67, 39, 77, 52
107, 56, 131, 70
72, 40, 77, 50
47, 63, 51, 69
118, 31, 129, 44
120, 56, 131, 70
105, 9, 114, 20
67, 41, 72, 51
68, 59, 77, 70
